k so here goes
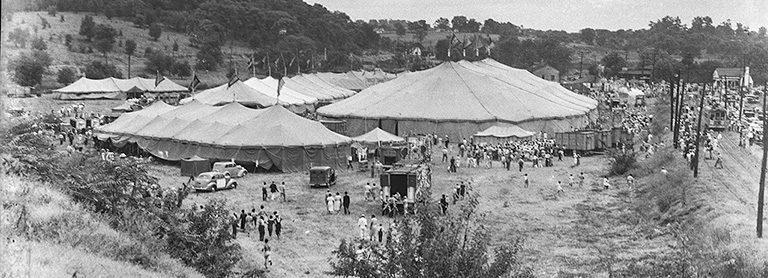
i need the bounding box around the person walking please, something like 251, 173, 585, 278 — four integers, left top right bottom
369, 215, 378, 241
257, 216, 266, 241
442, 147, 448, 163
440, 194, 449, 214
262, 182, 268, 201
267, 213, 275, 238
358, 214, 368, 240
444, 135, 450, 148
334, 192, 342, 214
377, 223, 384, 243
556, 181, 564, 194
568, 174, 574, 187
626, 174, 634, 188
518, 157, 524, 172
449, 156, 457, 173
239, 210, 247, 231
274, 212, 282, 239
326, 193, 335, 214
603, 177, 611, 190
523, 173, 529, 188
459, 182, 466, 198
262, 239, 272, 269
269, 181, 278, 201
714, 153, 723, 169
279, 182, 286, 202
579, 172, 585, 187
342, 192, 351, 214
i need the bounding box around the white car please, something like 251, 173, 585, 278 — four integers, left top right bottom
192, 172, 238, 192
212, 161, 248, 178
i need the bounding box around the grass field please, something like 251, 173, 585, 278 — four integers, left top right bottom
149, 146, 671, 277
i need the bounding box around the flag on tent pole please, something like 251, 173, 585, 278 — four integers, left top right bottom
227, 69, 238, 88
189, 72, 201, 92
154, 70, 162, 87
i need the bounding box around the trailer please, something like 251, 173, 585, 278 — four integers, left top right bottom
554, 128, 631, 152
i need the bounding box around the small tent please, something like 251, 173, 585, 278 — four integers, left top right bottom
473, 125, 535, 144
180, 155, 211, 177
351, 127, 405, 145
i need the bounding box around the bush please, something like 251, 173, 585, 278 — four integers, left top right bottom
145, 47, 153, 55
149, 23, 162, 41
47, 5, 57, 16
8, 28, 30, 48
31, 36, 47, 50
57, 67, 77, 85
85, 60, 122, 79
170, 61, 191, 77
608, 149, 637, 176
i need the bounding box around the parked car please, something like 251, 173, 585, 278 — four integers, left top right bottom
212, 161, 248, 177
192, 172, 238, 192
309, 166, 336, 188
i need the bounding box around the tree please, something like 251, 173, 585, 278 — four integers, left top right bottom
195, 43, 223, 70
57, 67, 77, 85
465, 19, 481, 33
125, 39, 136, 78
30, 37, 46, 50
451, 16, 468, 32
580, 28, 596, 45
149, 23, 162, 41
85, 60, 122, 79
93, 24, 117, 63
47, 5, 56, 16
415, 29, 428, 42
10, 50, 52, 87
434, 17, 450, 30
166, 200, 242, 278
601, 52, 627, 77
395, 23, 407, 37
330, 186, 533, 278
172, 41, 179, 51
144, 51, 175, 75
8, 28, 30, 48
758, 27, 767, 38
79, 15, 95, 41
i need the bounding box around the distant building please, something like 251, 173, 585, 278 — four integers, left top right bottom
617, 65, 652, 82
373, 28, 385, 34
713, 67, 753, 89
411, 47, 422, 56
528, 64, 559, 82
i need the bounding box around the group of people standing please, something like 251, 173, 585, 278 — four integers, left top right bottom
232, 205, 283, 242
326, 190, 351, 215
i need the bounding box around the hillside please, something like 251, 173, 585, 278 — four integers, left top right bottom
4, 11, 254, 88
1, 174, 205, 278
380, 30, 500, 50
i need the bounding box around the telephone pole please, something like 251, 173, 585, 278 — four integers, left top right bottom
693, 83, 706, 177
757, 82, 767, 238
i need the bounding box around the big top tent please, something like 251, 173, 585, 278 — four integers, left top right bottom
242, 77, 317, 113
54, 77, 188, 100
473, 125, 536, 144
317, 59, 598, 140
94, 101, 350, 172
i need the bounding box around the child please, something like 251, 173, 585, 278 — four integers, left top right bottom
523, 173, 529, 188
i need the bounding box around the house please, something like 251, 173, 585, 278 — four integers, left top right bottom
617, 65, 652, 82
713, 67, 753, 89
528, 64, 559, 82
373, 28, 385, 34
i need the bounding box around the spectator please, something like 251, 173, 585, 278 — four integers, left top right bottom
342, 192, 350, 214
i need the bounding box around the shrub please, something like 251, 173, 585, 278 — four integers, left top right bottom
31, 36, 47, 50
85, 60, 122, 79
57, 67, 77, 85
149, 23, 162, 41
47, 5, 57, 16
608, 149, 637, 176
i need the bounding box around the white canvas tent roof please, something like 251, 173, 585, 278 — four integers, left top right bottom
181, 80, 285, 108
351, 127, 405, 144
474, 125, 535, 139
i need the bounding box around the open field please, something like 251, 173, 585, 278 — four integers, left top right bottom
151, 147, 673, 277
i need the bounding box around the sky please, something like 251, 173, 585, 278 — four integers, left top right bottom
305, 0, 768, 32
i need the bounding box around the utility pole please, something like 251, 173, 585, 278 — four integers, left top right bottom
738, 71, 745, 146
673, 70, 683, 149
757, 82, 767, 238
670, 74, 676, 137
579, 52, 585, 78
693, 83, 706, 177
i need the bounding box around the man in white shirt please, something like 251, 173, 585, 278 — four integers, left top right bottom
358, 214, 368, 240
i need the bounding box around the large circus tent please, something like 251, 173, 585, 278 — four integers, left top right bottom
94, 100, 351, 172
317, 59, 598, 139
